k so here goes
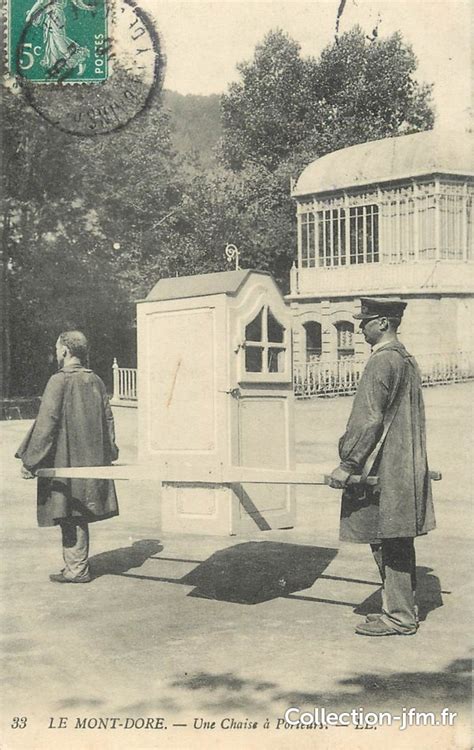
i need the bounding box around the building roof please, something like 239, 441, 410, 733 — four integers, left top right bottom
144, 269, 272, 302
292, 130, 474, 197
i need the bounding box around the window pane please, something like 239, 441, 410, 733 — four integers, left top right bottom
467, 196, 473, 260
419, 194, 436, 259
366, 206, 373, 262
332, 211, 339, 266
440, 193, 464, 260
373, 210, 379, 262
301, 214, 309, 268
267, 309, 284, 343
335, 321, 354, 359
340, 212, 346, 265
316, 208, 347, 267
300, 214, 307, 268
245, 309, 263, 342
301, 212, 316, 268
268, 348, 285, 373
304, 321, 322, 360
317, 211, 325, 266
349, 208, 357, 264
349, 204, 379, 264
245, 347, 263, 372
325, 211, 331, 266
308, 215, 316, 267
357, 209, 364, 263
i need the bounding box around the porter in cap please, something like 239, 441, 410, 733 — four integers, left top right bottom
330, 293, 435, 637
353, 297, 407, 321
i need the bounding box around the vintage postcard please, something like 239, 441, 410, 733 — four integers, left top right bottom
1, 1, 472, 749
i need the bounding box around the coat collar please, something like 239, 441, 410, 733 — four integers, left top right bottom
60, 363, 92, 373
371, 340, 410, 358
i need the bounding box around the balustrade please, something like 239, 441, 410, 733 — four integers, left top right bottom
111, 358, 137, 402
112, 351, 474, 403
294, 351, 474, 398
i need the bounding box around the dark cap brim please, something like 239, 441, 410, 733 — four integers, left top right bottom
353, 313, 380, 320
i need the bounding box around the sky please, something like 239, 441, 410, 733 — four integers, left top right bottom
142, 0, 472, 131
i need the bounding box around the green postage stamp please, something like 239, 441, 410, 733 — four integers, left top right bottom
8, 0, 108, 83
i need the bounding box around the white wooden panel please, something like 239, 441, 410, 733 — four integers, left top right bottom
237, 397, 290, 514
147, 308, 215, 452
161, 484, 234, 536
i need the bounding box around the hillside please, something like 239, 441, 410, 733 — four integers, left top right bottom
163, 90, 222, 166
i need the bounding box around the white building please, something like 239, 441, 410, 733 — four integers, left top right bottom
288, 130, 474, 373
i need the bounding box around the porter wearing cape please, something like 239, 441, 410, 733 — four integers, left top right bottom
338, 341, 436, 543
16, 364, 119, 527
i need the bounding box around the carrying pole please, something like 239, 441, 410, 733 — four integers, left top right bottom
36, 464, 442, 486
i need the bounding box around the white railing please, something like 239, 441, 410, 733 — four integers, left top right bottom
294, 351, 474, 398
294, 357, 366, 398
112, 358, 137, 402
416, 351, 474, 387
111, 351, 474, 404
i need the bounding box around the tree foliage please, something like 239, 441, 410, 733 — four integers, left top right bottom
148, 161, 295, 287
2, 82, 179, 395
221, 31, 311, 171
221, 27, 434, 170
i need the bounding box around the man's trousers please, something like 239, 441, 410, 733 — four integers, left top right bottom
370, 538, 418, 633
59, 520, 91, 580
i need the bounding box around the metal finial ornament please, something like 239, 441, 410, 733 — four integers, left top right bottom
225, 243, 240, 271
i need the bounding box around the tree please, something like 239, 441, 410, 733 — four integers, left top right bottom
7, 198, 135, 394
1, 79, 180, 396
139, 159, 296, 291
1, 88, 70, 399
304, 27, 434, 154
220, 27, 434, 171
221, 30, 311, 171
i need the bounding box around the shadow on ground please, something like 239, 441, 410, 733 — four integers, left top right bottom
167, 657, 472, 714
275, 657, 472, 711
90, 541, 445, 621
89, 539, 163, 577
120, 541, 338, 604
182, 541, 338, 603
53, 658, 472, 716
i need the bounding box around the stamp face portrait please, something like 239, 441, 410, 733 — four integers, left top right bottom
8, 0, 109, 83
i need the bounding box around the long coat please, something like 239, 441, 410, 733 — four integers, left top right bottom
338, 341, 436, 543
16, 364, 119, 527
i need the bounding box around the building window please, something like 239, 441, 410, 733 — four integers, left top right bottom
335, 321, 354, 359
467, 195, 473, 260
318, 207, 346, 267
349, 205, 379, 264
300, 186, 473, 266
439, 193, 464, 260
301, 212, 316, 268
244, 306, 286, 374
385, 196, 415, 263
418, 193, 437, 260
299, 204, 378, 267
400, 197, 416, 262
303, 321, 322, 361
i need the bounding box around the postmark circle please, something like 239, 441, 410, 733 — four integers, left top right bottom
13, 0, 165, 136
